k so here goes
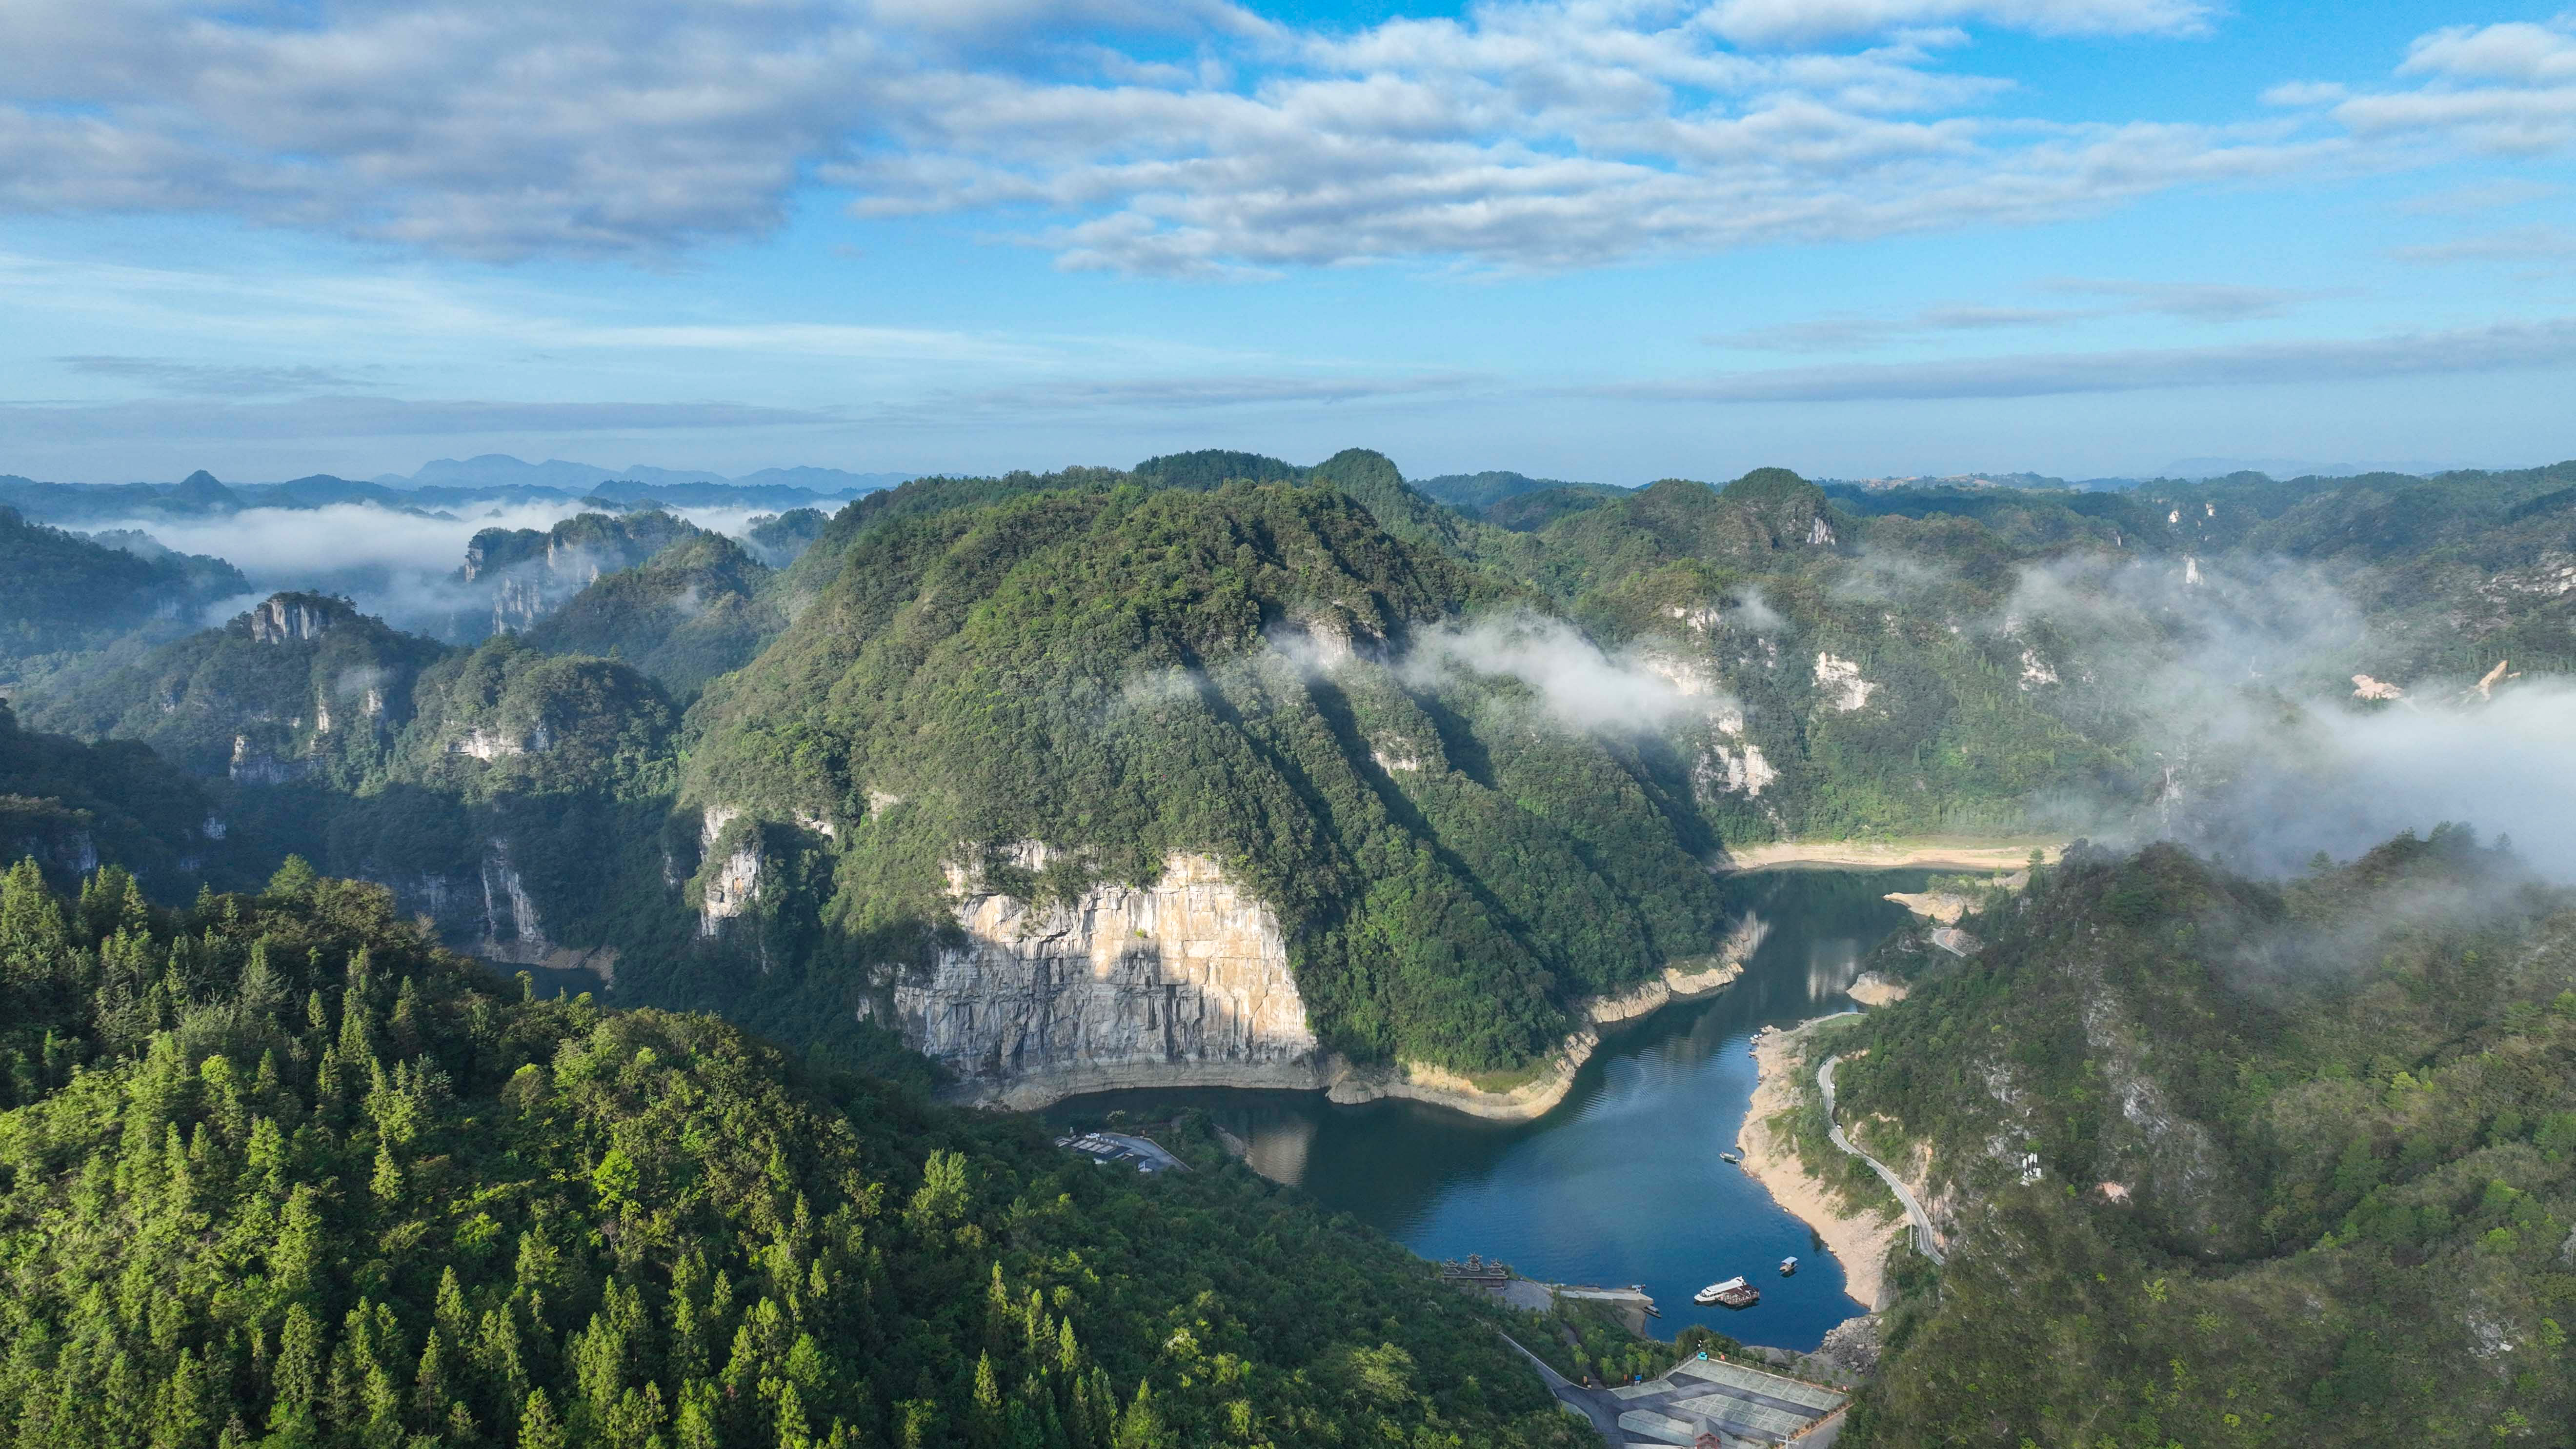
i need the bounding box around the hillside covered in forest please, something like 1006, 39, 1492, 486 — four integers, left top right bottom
0, 859, 1596, 1449
1816, 830, 2576, 1446
4, 448, 2572, 1098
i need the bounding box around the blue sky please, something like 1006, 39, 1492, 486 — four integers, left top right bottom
1, 0, 2572, 484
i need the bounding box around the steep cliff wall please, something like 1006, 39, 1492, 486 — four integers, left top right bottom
898, 846, 1325, 1107
381, 841, 617, 986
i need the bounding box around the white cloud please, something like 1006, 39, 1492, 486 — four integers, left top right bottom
1705, 278, 2314, 353
2258, 80, 2346, 107
1603, 315, 2576, 401
0, 396, 839, 442
0, 1, 2563, 276
2335, 16, 2576, 155
2391, 223, 2576, 265
1700, 0, 2209, 46
1392, 611, 1731, 734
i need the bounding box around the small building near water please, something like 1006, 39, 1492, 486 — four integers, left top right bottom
1055, 1131, 1187, 1174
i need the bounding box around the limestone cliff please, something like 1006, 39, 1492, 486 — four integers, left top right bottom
381, 840, 617, 986
696, 806, 761, 938
898, 845, 1323, 1106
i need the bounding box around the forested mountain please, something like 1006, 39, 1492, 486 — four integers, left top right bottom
0, 504, 247, 683
681, 478, 1731, 1074
1411, 470, 1608, 513
21, 594, 449, 784
743, 509, 831, 569
449, 511, 708, 641
523, 533, 785, 700
0, 862, 1589, 1449
0, 700, 235, 891
1826, 830, 2576, 1447
6, 446, 2572, 1099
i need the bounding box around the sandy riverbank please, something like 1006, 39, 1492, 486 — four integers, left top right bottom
1737, 1018, 1901, 1312
1717, 839, 2059, 874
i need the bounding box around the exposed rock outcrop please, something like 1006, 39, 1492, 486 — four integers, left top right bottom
380, 843, 617, 988
247, 594, 337, 644
906, 845, 1762, 1115
448, 724, 550, 760
697, 806, 761, 938
1813, 652, 1878, 712
228, 735, 305, 785
903, 846, 1322, 1106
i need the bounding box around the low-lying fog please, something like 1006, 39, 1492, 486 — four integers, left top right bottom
94, 500, 787, 640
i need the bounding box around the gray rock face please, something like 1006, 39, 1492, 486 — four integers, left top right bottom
696, 806, 760, 938
895, 845, 1318, 1095
247, 595, 336, 644
228, 735, 306, 785
379, 842, 617, 987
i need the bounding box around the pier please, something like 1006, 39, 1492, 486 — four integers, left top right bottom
1441, 1256, 1660, 1332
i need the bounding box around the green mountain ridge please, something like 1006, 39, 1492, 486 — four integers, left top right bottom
5, 446, 2573, 1090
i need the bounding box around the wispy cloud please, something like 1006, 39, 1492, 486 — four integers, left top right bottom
57, 355, 382, 397
2332, 16, 2576, 155
1708, 306, 2085, 353
2392, 178, 2562, 215
0, 396, 841, 442
934, 371, 1488, 414
1707, 278, 2312, 352
1606, 316, 2576, 402
2037, 278, 2312, 321
2392, 224, 2576, 264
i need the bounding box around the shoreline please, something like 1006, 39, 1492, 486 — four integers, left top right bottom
1333, 957, 1750, 1119
1736, 1017, 1901, 1313
960, 957, 1750, 1120
1716, 838, 2059, 875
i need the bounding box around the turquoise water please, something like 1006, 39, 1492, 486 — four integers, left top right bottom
1045, 868, 1930, 1353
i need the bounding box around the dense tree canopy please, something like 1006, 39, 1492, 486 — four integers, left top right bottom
0, 858, 1593, 1449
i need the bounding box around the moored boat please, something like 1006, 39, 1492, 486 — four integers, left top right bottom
1779, 1256, 1798, 1275
1693, 1276, 1760, 1308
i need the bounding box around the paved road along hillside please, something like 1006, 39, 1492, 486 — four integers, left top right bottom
1816, 1054, 1945, 1267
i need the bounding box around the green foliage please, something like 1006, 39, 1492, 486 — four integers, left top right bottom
0, 504, 246, 682
523, 533, 785, 701
0, 862, 1589, 1449
683, 480, 1731, 1073
21, 592, 448, 781
1836, 829, 2576, 1447
0, 699, 223, 892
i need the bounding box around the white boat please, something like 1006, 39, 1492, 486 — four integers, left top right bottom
1779, 1256, 1798, 1275
1693, 1276, 1748, 1305
1719, 1151, 1741, 1165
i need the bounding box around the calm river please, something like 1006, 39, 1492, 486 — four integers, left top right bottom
1046, 867, 1930, 1352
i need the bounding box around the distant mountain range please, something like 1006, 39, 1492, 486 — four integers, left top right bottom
0, 457, 917, 525
377, 453, 916, 494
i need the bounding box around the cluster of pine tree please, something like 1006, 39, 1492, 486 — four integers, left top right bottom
0, 857, 1590, 1449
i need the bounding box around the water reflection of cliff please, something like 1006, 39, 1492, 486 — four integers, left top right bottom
1806, 934, 1865, 998
1240, 1111, 1319, 1187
